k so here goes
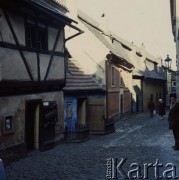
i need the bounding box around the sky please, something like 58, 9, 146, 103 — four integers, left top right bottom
77, 0, 176, 69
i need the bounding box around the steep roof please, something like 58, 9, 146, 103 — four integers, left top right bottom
133, 68, 166, 80
51, 0, 67, 8
63, 59, 103, 91
28, 0, 73, 22
77, 10, 133, 67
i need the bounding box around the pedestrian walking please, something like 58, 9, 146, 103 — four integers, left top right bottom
168, 92, 179, 150
148, 98, 155, 117
158, 99, 165, 119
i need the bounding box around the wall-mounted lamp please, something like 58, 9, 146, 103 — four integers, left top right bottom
164, 54, 172, 70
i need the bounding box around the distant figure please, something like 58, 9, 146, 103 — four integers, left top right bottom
158, 99, 165, 119
168, 93, 179, 150
148, 99, 155, 117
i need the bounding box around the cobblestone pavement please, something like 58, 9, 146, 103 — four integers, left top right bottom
6, 112, 179, 180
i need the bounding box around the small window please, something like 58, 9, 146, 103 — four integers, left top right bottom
172, 81, 176, 87
26, 25, 36, 49
37, 27, 48, 50
26, 22, 48, 50
3, 116, 14, 135
111, 66, 115, 86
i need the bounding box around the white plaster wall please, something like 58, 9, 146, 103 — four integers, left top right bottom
0, 9, 15, 44
39, 54, 51, 80
48, 27, 64, 52
9, 13, 25, 46
24, 51, 38, 80
47, 56, 65, 80
0, 48, 30, 80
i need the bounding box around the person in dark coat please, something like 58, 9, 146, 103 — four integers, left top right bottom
158, 99, 165, 119
168, 93, 179, 150
148, 99, 155, 117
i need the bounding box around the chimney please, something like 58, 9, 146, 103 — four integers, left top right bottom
99, 13, 109, 34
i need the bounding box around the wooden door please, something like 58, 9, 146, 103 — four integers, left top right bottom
87, 97, 105, 134
40, 101, 57, 151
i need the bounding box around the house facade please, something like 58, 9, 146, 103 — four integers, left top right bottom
108, 35, 166, 112
0, 0, 79, 163
130, 46, 166, 112
63, 58, 108, 139
66, 10, 134, 124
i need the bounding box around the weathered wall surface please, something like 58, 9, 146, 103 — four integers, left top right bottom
0, 91, 64, 150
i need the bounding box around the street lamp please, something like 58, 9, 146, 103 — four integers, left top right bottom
164, 54, 172, 70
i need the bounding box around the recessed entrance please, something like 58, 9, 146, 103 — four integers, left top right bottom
25, 100, 41, 151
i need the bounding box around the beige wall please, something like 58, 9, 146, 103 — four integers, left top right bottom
0, 91, 64, 149
66, 17, 108, 86
143, 79, 164, 111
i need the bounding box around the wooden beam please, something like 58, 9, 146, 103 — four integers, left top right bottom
44, 29, 61, 81
0, 80, 65, 96
0, 41, 64, 56
3, 10, 34, 81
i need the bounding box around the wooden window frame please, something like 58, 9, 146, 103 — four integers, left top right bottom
25, 22, 48, 51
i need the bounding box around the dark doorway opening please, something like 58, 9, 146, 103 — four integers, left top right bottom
25, 100, 41, 151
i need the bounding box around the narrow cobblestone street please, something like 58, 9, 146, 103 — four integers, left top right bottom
6, 112, 179, 180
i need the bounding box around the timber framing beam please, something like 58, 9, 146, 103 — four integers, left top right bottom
0, 80, 65, 96
44, 29, 61, 81
0, 42, 65, 56
3, 10, 34, 81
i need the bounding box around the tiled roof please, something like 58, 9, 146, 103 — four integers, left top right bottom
133, 68, 165, 80
51, 0, 68, 12
110, 31, 133, 50
29, 0, 69, 17
77, 10, 133, 66
63, 59, 103, 91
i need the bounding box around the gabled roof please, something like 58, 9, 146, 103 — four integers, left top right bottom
63, 59, 103, 91
28, 0, 75, 23
133, 68, 166, 80
77, 10, 133, 67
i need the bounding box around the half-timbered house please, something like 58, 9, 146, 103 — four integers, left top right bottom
0, 0, 82, 163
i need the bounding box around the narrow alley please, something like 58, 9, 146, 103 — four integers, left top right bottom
6, 112, 179, 180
